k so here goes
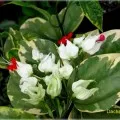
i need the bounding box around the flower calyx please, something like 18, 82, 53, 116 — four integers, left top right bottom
7, 57, 18, 71
58, 32, 73, 45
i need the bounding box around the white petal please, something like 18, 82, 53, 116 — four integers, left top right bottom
44, 74, 53, 85
16, 62, 33, 78
66, 41, 79, 59
72, 79, 98, 100
81, 35, 99, 51
32, 48, 40, 60
19, 82, 30, 93
38, 53, 56, 73
19, 77, 38, 93
75, 87, 98, 100
22, 84, 45, 105
86, 42, 103, 55
20, 77, 38, 86
72, 79, 95, 92
59, 63, 73, 79
47, 75, 62, 98
58, 44, 69, 60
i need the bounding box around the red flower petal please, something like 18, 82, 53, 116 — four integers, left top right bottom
58, 36, 67, 45
66, 32, 73, 40
96, 34, 105, 42
11, 57, 17, 64
58, 32, 73, 45
7, 57, 18, 71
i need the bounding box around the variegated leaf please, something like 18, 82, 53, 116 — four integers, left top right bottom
68, 53, 120, 112
0, 107, 35, 119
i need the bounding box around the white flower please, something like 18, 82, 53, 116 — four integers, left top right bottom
19, 77, 45, 105
44, 74, 62, 98
72, 79, 98, 100
38, 53, 56, 73
73, 35, 85, 47
47, 74, 62, 98
19, 77, 38, 93
44, 74, 53, 86
81, 35, 104, 55
59, 61, 73, 79
22, 84, 45, 105
58, 40, 79, 60
16, 62, 33, 78
32, 48, 44, 61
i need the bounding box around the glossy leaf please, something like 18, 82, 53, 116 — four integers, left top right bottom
68, 53, 120, 112
20, 17, 60, 41
20, 2, 84, 41
58, 2, 84, 34
80, 0, 103, 31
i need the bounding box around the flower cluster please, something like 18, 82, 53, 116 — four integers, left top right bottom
8, 58, 45, 105
7, 33, 105, 105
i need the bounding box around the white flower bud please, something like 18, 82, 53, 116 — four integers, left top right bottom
44, 74, 62, 98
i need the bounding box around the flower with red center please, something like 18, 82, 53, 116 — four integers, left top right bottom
7, 57, 18, 71
80, 34, 106, 55
58, 32, 73, 45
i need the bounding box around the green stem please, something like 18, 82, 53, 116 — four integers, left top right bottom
61, 99, 74, 118
32, 74, 43, 81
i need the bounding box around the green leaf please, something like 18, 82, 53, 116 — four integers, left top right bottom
0, 58, 7, 69
7, 48, 19, 60
4, 28, 24, 59
58, 2, 84, 34
18, 38, 60, 64
96, 30, 120, 55
20, 2, 84, 41
22, 7, 36, 17
9, 1, 51, 20
68, 106, 120, 119
20, 17, 60, 41
0, 107, 35, 119
68, 53, 120, 112
7, 72, 48, 114
80, 0, 103, 31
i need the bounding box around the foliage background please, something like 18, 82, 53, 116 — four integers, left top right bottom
0, 0, 120, 119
